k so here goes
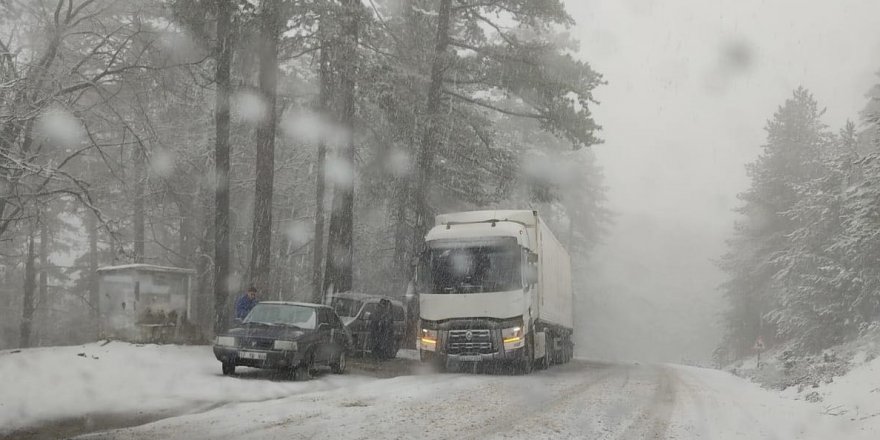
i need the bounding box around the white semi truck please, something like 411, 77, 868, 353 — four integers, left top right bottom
416, 210, 574, 373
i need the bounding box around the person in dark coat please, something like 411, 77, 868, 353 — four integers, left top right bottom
234, 286, 259, 320
369, 299, 394, 359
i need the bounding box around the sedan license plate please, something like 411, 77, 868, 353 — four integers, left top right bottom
458, 355, 482, 362
239, 351, 266, 360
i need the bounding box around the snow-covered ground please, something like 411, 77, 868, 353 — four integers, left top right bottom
2, 342, 876, 439
0, 342, 368, 436
726, 331, 880, 437
786, 354, 880, 438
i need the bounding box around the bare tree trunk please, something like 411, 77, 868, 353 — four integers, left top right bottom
87, 209, 99, 321
177, 200, 191, 268
411, 0, 453, 257
248, 0, 280, 291
37, 217, 48, 345
213, 0, 234, 334
392, 183, 412, 289
323, 0, 360, 296
311, 21, 332, 303
20, 231, 36, 348
133, 144, 146, 263
197, 181, 215, 337
312, 141, 327, 301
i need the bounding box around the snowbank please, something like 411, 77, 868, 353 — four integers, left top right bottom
792, 354, 880, 436
726, 330, 880, 437
670, 364, 861, 439
0, 342, 366, 434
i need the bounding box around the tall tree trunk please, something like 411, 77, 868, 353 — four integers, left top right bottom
323, 0, 360, 296
411, 0, 452, 258
37, 217, 49, 345
133, 144, 146, 263
390, 0, 421, 289
20, 231, 36, 348
177, 196, 193, 268
198, 180, 215, 337
213, 0, 234, 334
248, 0, 280, 291
87, 209, 99, 322
312, 141, 328, 301
311, 21, 333, 303
392, 183, 412, 289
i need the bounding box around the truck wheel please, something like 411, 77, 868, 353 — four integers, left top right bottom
537, 351, 550, 370
421, 351, 446, 372
221, 362, 235, 376
552, 335, 564, 365
331, 351, 347, 374
518, 337, 534, 375
536, 334, 550, 370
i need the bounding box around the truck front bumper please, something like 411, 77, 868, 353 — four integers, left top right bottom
446, 347, 526, 362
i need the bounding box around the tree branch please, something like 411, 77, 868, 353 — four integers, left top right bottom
443, 88, 543, 119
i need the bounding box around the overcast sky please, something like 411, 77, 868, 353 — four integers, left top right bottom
564, 0, 880, 363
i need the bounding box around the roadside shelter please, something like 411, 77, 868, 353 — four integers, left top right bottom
96, 264, 196, 342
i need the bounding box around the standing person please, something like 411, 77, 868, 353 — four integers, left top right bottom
234, 286, 259, 320
369, 299, 394, 359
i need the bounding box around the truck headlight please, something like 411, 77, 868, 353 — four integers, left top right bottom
216, 336, 236, 347
502, 326, 524, 351
420, 329, 438, 352
273, 340, 297, 351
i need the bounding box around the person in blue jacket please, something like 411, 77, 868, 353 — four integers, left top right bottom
234, 286, 259, 320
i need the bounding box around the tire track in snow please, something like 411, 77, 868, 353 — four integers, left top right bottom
613, 366, 676, 440
670, 367, 784, 440
466, 365, 623, 439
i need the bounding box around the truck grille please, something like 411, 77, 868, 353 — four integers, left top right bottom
447, 329, 494, 354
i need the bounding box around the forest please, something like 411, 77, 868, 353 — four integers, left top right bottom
718, 84, 880, 361
0, 0, 608, 348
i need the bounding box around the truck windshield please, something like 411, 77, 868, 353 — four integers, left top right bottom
425, 239, 522, 294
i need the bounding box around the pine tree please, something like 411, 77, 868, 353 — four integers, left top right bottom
719, 87, 832, 356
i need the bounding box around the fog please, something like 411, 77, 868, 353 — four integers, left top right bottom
8, 1, 880, 437
3, 0, 880, 365
567, 0, 880, 363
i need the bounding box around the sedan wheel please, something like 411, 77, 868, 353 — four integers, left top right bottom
292, 366, 310, 381
221, 362, 235, 376
331, 351, 347, 374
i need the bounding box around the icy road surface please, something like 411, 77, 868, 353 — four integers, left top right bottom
1, 343, 869, 439
78, 363, 861, 439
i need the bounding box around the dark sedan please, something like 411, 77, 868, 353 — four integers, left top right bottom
213, 302, 352, 380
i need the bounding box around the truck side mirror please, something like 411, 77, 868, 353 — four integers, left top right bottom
524, 264, 538, 285
527, 252, 539, 264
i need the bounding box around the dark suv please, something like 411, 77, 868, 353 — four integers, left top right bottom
213, 302, 352, 379
330, 292, 406, 359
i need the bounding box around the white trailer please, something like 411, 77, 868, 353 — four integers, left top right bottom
416, 210, 574, 373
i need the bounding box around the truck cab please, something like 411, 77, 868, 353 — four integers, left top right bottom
415, 210, 574, 373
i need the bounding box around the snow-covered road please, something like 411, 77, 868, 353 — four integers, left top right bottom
2, 342, 870, 439
79, 362, 860, 439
